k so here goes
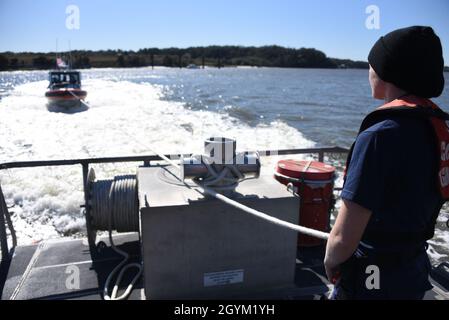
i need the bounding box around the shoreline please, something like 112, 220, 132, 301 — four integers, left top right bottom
1, 65, 448, 74
0, 65, 371, 73
0, 45, 371, 71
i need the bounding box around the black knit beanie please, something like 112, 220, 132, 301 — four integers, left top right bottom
368, 26, 445, 98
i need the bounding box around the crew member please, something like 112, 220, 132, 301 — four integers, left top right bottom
324, 26, 447, 299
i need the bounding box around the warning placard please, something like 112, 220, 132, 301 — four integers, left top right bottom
203, 269, 244, 287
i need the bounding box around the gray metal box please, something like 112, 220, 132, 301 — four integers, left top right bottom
138, 165, 299, 299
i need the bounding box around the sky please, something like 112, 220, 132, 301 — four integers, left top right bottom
0, 0, 448, 62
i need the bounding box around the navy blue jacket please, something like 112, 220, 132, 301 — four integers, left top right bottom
340, 116, 443, 298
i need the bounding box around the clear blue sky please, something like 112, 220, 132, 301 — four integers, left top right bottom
0, 0, 448, 62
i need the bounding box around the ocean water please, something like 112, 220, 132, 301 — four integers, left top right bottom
0, 67, 448, 264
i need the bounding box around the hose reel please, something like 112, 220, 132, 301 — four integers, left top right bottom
85, 168, 139, 249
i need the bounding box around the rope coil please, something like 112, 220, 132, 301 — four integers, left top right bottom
90, 175, 139, 232
87, 171, 142, 300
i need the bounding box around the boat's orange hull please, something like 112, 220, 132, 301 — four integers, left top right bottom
45, 89, 87, 108
45, 89, 87, 101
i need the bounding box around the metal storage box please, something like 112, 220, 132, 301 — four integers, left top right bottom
138, 165, 299, 299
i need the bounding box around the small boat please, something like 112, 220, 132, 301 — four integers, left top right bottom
45, 70, 87, 109
186, 64, 200, 69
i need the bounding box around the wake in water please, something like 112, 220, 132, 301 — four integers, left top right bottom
0, 78, 314, 243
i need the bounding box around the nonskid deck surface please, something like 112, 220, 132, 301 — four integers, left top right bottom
0, 234, 330, 300
1, 234, 144, 300
0, 234, 448, 300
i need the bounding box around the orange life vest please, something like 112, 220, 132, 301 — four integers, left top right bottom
344, 95, 449, 201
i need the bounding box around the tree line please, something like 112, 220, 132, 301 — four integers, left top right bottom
1, 45, 442, 71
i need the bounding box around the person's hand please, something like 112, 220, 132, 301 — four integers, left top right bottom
324, 260, 341, 284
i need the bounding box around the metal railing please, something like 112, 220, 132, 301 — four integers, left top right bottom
0, 146, 349, 262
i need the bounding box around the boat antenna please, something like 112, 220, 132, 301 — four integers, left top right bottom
68, 40, 72, 69
55, 38, 58, 70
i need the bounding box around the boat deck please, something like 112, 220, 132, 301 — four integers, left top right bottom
1, 233, 448, 300
1, 148, 447, 300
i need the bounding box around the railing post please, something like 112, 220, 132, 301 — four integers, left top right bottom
0, 184, 10, 262
318, 151, 324, 163
82, 163, 97, 257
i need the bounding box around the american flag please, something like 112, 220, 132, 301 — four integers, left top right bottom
56, 58, 68, 68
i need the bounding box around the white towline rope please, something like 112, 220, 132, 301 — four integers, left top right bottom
68, 90, 80, 100
67, 90, 90, 109
194, 182, 330, 240
67, 89, 83, 100
151, 151, 330, 240
103, 233, 142, 300
150, 148, 181, 169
